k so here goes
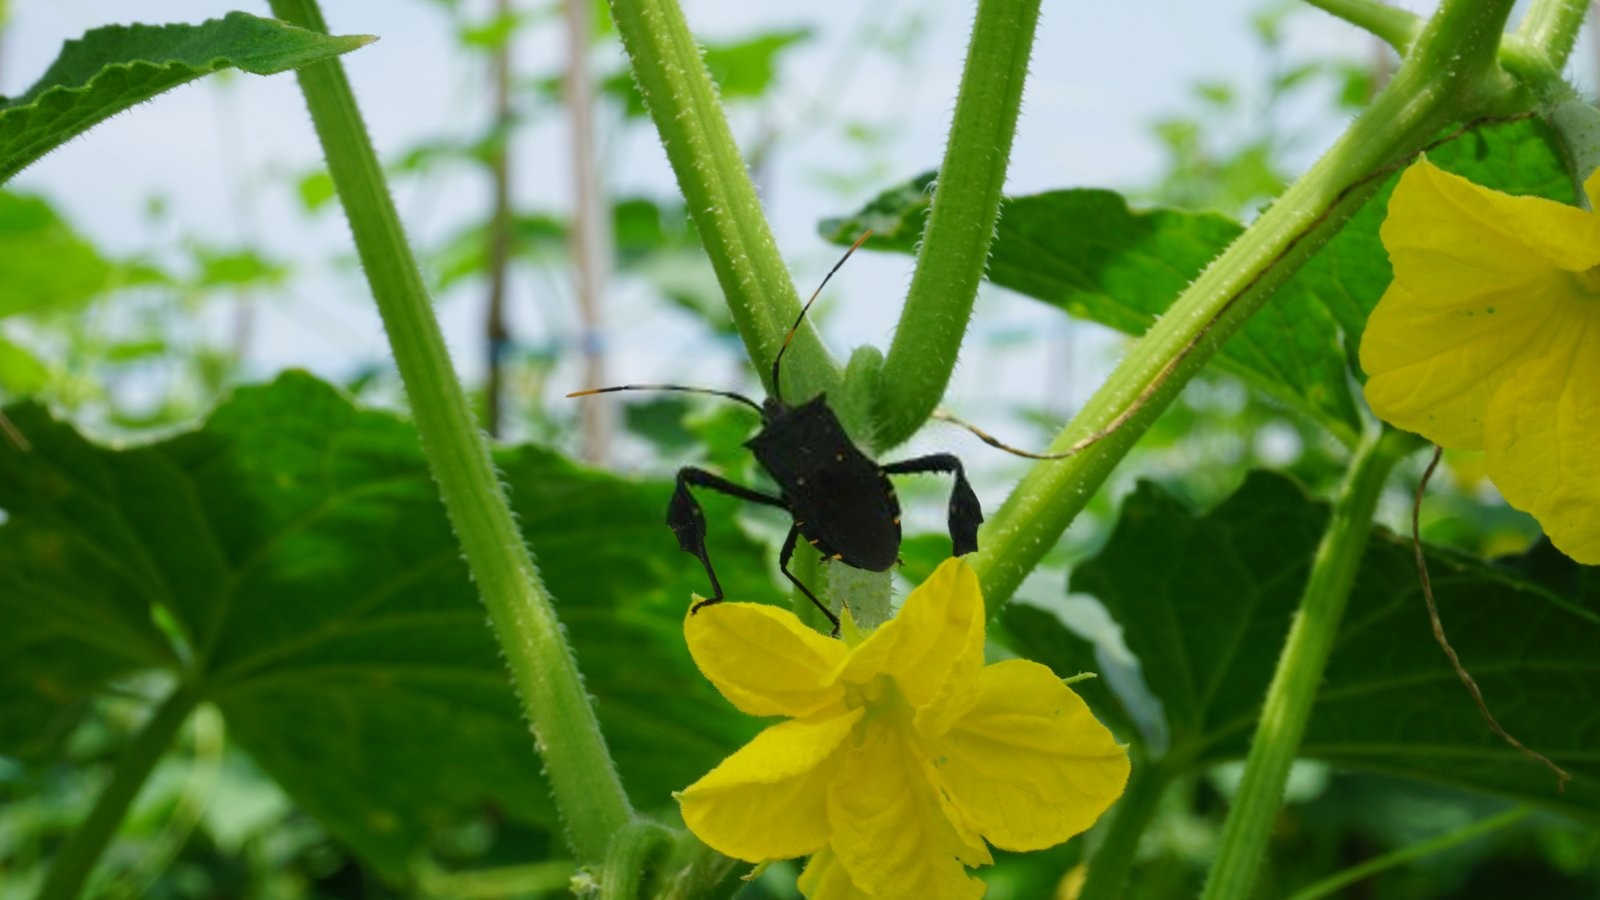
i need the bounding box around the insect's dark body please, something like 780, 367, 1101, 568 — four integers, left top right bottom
747, 396, 901, 572
666, 392, 981, 632
578, 228, 981, 632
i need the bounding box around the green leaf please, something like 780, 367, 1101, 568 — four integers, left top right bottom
0, 192, 118, 317
0, 11, 372, 182
1065, 471, 1599, 820
190, 246, 289, 288
821, 175, 1362, 441
0, 373, 770, 875
0, 334, 49, 393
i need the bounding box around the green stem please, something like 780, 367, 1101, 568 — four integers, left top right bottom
266, 0, 631, 864
970, 0, 1517, 609
1285, 807, 1532, 900
605, 0, 836, 407
1199, 428, 1410, 900
1077, 759, 1169, 900
872, 0, 1041, 448
1514, 0, 1589, 64
1305, 0, 1420, 53
36, 685, 200, 900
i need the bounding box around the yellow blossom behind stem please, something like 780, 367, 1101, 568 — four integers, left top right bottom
1361, 158, 1600, 563
677, 559, 1129, 899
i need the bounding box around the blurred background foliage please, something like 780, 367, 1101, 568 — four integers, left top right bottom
1, 1, 1596, 898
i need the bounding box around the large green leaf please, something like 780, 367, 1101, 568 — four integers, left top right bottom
1015, 471, 1598, 820
820, 120, 1570, 440
0, 11, 371, 182
821, 174, 1361, 440
0, 373, 770, 876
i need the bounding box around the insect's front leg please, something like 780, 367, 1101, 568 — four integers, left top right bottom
669, 467, 787, 612
880, 454, 982, 556
778, 525, 840, 635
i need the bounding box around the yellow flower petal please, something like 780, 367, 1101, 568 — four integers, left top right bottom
1484, 311, 1600, 563
1383, 159, 1600, 278
839, 558, 985, 728
797, 847, 871, 900
929, 659, 1130, 851
1584, 166, 1600, 213
678, 708, 863, 861
685, 601, 850, 718
1361, 280, 1561, 449
825, 721, 991, 900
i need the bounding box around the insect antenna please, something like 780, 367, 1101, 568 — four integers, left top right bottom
770, 229, 873, 404
931, 409, 1081, 460
567, 383, 764, 414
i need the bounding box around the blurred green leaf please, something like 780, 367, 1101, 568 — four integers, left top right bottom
430, 212, 566, 290
821, 176, 1360, 442
0, 372, 772, 876
1065, 471, 1598, 820
294, 170, 335, 212
190, 246, 289, 289
0, 335, 48, 393
0, 192, 113, 316
0, 12, 371, 182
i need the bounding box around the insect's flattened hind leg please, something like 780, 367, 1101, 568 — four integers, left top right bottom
781, 524, 840, 635
881, 453, 983, 556
671, 467, 787, 612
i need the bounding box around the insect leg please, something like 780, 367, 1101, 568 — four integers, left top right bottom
671, 467, 786, 614
881, 454, 983, 556
779, 524, 840, 635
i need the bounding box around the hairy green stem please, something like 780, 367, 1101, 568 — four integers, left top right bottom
970, 0, 1518, 608
872, 0, 1041, 447
870, 0, 1043, 445
605, 0, 837, 407
266, 0, 632, 864
1199, 429, 1410, 900
1077, 758, 1169, 900
36, 685, 200, 900
1285, 806, 1532, 900
1305, 0, 1420, 53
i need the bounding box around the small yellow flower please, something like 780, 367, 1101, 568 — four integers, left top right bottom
677, 559, 1129, 899
1361, 158, 1600, 564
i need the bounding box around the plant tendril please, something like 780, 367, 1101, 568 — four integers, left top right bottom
1411, 444, 1573, 791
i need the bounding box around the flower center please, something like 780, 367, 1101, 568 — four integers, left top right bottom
1572, 264, 1600, 296
843, 674, 916, 729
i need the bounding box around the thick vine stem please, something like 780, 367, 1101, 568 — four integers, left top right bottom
872, 0, 1042, 449
970, 0, 1519, 609
605, 0, 837, 407
37, 685, 201, 900
266, 0, 632, 864
1198, 429, 1411, 900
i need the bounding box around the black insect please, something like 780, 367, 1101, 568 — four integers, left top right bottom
570, 234, 981, 633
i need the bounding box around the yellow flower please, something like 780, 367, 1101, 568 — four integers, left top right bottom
1361, 158, 1600, 564
677, 559, 1130, 899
